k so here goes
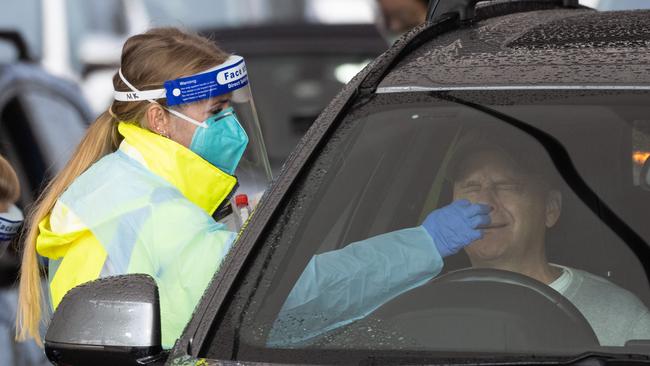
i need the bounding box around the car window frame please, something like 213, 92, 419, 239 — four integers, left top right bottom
0, 64, 93, 202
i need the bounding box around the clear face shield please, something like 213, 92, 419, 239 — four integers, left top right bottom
0, 204, 23, 257
114, 55, 272, 226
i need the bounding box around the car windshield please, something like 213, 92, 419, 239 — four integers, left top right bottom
203, 90, 650, 363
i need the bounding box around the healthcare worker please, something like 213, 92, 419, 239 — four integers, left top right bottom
16, 28, 272, 348
16, 27, 490, 349
0, 155, 48, 366
0, 155, 22, 257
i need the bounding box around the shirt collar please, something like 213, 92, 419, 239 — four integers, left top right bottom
548, 264, 573, 294
117, 122, 237, 215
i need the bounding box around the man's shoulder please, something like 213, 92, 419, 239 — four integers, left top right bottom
562, 266, 650, 345
566, 266, 647, 314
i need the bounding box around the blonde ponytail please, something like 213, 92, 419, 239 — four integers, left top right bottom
16, 112, 119, 344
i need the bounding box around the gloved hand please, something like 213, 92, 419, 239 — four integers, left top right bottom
422, 199, 492, 258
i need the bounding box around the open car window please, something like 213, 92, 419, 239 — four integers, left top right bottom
203, 91, 650, 364
247, 54, 373, 170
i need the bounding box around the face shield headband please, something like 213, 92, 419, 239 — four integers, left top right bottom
0, 204, 23, 247
114, 56, 251, 175
113, 55, 249, 128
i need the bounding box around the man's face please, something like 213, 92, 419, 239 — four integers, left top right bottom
452, 150, 560, 266
377, 0, 428, 34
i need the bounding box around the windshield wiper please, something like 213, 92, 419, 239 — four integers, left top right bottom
567, 351, 650, 366
361, 351, 650, 366
432, 92, 650, 281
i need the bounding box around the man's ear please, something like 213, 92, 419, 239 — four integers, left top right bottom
146, 103, 170, 137
545, 189, 562, 228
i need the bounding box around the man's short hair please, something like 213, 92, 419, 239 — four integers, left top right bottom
445, 128, 560, 190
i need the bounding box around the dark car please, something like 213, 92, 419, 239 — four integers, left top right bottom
43, 1, 650, 365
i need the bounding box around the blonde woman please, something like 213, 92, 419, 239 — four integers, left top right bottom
16, 27, 271, 348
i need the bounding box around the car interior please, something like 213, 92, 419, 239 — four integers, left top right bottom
236, 92, 650, 354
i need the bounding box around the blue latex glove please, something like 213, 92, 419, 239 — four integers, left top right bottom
422, 199, 492, 257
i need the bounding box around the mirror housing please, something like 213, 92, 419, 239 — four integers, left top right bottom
45, 274, 165, 366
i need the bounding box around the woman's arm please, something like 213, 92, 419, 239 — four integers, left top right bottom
268, 226, 442, 346
268, 200, 490, 347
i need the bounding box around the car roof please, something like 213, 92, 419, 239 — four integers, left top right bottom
377, 7, 650, 91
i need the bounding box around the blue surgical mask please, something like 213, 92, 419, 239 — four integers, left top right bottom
189, 107, 249, 175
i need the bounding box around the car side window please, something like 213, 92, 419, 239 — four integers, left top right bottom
199, 91, 650, 364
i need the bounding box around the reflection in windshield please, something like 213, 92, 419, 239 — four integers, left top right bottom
205, 91, 650, 362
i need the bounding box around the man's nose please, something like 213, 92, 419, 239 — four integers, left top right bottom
474, 186, 500, 209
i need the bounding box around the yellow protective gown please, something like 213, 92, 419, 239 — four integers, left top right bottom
37, 122, 237, 347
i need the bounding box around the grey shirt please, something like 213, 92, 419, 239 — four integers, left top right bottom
550, 265, 650, 346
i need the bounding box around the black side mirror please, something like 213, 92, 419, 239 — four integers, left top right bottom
45, 274, 166, 366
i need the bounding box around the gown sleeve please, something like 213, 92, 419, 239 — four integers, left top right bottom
268, 226, 443, 346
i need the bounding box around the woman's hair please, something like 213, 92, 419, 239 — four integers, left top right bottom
16, 27, 229, 344
0, 155, 20, 207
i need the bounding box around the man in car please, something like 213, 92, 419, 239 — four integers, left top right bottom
448, 132, 567, 285
446, 132, 650, 346
272, 131, 650, 348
